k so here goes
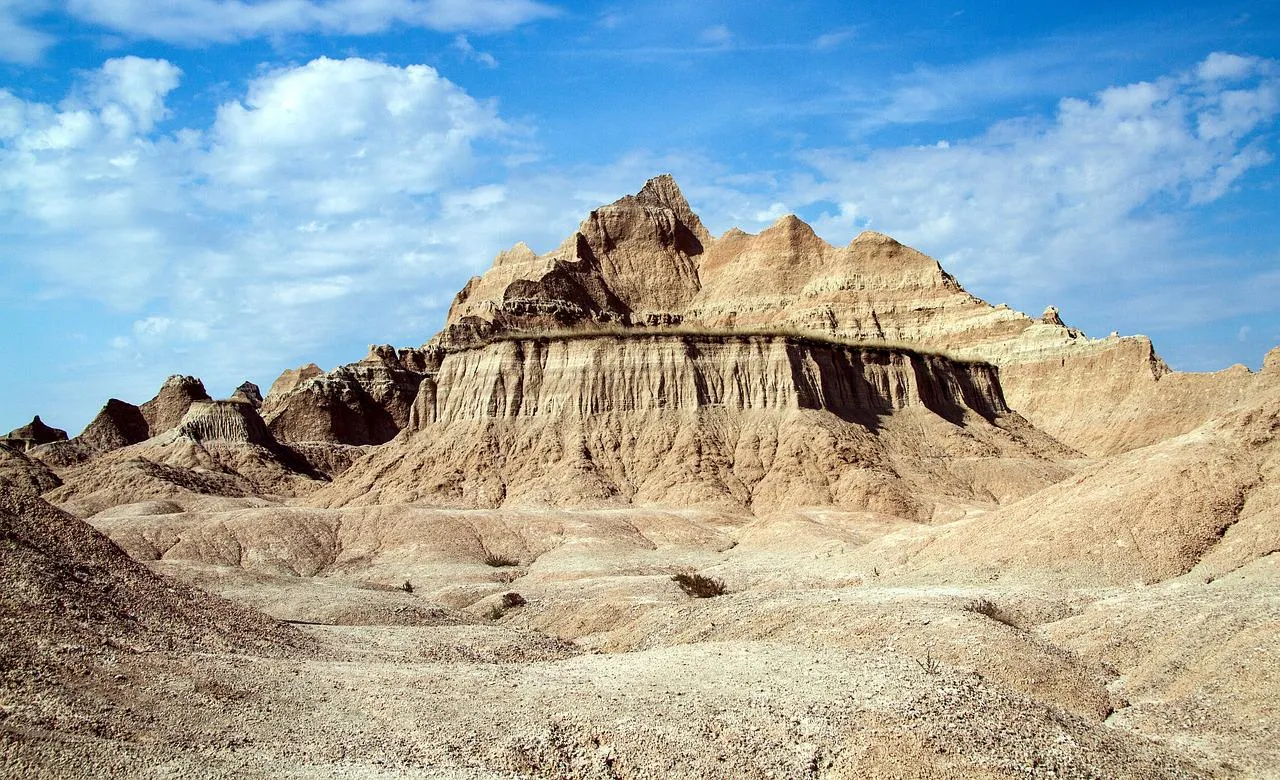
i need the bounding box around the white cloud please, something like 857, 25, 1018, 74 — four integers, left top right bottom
64, 0, 558, 43
699, 24, 732, 46
84, 56, 183, 135
0, 0, 54, 63
0, 56, 538, 398
813, 28, 855, 50
451, 34, 499, 67
798, 53, 1280, 317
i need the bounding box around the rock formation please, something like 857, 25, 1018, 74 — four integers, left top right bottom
1, 415, 68, 451
80, 398, 151, 451
140, 374, 212, 433
260, 346, 432, 446
231, 380, 264, 408
438, 175, 1258, 456
319, 333, 1071, 513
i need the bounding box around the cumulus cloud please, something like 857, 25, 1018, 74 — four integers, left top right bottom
0, 56, 536, 403
64, 0, 558, 43
799, 53, 1280, 322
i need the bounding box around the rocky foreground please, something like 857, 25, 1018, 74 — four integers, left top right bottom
2, 177, 1278, 779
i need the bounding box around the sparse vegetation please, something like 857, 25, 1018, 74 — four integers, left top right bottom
672, 572, 728, 598
914, 649, 941, 675
964, 597, 1021, 629
485, 592, 527, 620
483, 552, 520, 567
401, 580, 414, 594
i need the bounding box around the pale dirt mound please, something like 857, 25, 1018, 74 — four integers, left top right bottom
875, 375, 1280, 588
0, 476, 310, 710
1045, 556, 1280, 775
1, 621, 1212, 780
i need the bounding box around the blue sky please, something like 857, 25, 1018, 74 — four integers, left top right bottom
2, 1, 1279, 435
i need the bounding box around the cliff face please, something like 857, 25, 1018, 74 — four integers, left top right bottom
412, 335, 1009, 426
320, 334, 1069, 515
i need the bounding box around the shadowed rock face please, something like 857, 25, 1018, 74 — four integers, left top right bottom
1, 415, 67, 451
412, 335, 1009, 427
261, 345, 434, 446
80, 399, 151, 451
231, 381, 264, 408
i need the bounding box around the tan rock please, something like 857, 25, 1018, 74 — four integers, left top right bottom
139, 374, 211, 435
260, 346, 432, 445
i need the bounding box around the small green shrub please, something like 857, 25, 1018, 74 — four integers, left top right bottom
914, 649, 941, 675
672, 573, 727, 598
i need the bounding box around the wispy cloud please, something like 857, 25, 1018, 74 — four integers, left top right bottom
795, 53, 1280, 331
451, 34, 498, 67
0, 0, 55, 63
699, 23, 732, 46
812, 27, 856, 50
62, 0, 558, 43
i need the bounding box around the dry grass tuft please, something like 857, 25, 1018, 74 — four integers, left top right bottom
672, 573, 727, 598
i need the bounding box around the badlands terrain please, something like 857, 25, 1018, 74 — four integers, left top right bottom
2, 176, 1277, 779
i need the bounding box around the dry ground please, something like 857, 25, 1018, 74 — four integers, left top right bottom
5, 499, 1275, 779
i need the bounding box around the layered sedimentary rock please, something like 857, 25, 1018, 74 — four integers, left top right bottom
437, 175, 1253, 456
261, 345, 432, 446
321, 333, 1071, 515
174, 399, 274, 445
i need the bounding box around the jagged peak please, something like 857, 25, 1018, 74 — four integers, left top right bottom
494, 241, 537, 267
761, 213, 826, 246
635, 174, 690, 211
160, 374, 206, 391
624, 173, 712, 247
